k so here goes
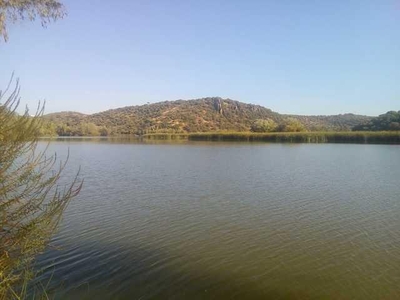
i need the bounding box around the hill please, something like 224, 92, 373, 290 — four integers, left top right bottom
42, 97, 375, 136
352, 111, 400, 131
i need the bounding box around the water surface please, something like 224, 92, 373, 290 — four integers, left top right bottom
35, 140, 400, 299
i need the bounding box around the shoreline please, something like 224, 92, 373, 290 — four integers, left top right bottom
39, 131, 400, 144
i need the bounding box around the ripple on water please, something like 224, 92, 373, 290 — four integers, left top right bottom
32, 142, 400, 299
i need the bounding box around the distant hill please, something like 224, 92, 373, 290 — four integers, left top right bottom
352, 111, 400, 131
45, 111, 87, 124
42, 97, 377, 136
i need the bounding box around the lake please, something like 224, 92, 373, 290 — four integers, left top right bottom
35, 139, 400, 299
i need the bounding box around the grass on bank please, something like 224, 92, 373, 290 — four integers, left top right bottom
142, 131, 400, 144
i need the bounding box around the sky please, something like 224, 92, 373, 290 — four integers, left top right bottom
1, 0, 399, 116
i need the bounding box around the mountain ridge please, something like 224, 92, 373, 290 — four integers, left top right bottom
42, 97, 395, 136
45, 99, 371, 119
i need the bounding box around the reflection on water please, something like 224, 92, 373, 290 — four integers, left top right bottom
34, 140, 400, 299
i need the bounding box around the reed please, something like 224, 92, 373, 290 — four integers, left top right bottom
143, 131, 400, 144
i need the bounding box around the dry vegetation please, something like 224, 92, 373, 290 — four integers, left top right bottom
43, 97, 377, 136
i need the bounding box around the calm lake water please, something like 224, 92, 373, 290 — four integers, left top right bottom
35, 139, 400, 299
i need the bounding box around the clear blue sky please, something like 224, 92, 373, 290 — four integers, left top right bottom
1, 0, 399, 116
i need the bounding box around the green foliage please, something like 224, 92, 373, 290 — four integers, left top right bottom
0, 78, 82, 299
38, 119, 57, 137
352, 111, 400, 131
80, 122, 100, 136
279, 118, 307, 132
0, 0, 66, 42
251, 119, 277, 132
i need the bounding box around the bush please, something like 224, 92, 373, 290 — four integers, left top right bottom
251, 119, 278, 132
0, 78, 82, 299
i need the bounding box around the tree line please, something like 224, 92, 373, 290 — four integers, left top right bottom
352, 111, 400, 131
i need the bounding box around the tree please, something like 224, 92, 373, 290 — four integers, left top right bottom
0, 0, 66, 42
38, 119, 57, 136
251, 119, 278, 132
352, 111, 400, 131
0, 77, 82, 298
389, 122, 400, 131
279, 118, 306, 132
1, 1, 76, 297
